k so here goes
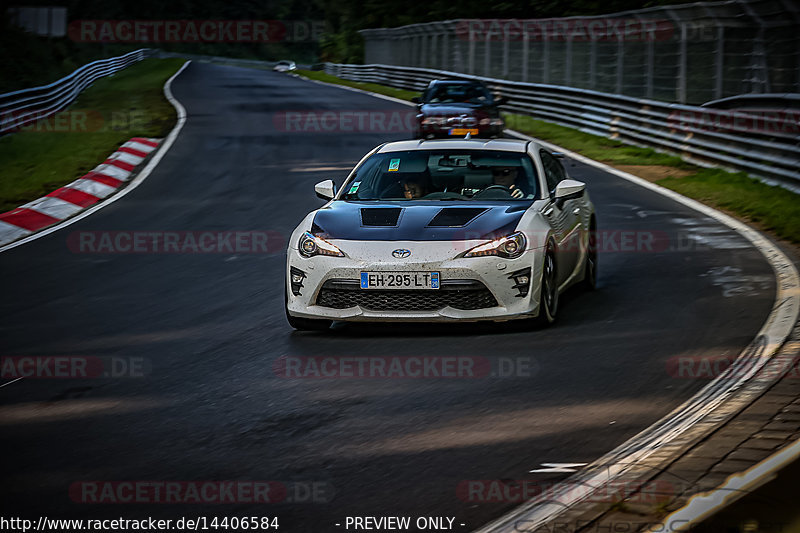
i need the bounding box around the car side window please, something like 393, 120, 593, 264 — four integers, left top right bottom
539, 150, 564, 198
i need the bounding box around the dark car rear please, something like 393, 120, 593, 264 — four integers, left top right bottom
412, 80, 507, 139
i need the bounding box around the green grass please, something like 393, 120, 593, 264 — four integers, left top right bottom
658, 168, 800, 243
296, 69, 421, 101
503, 113, 690, 167
0, 58, 184, 212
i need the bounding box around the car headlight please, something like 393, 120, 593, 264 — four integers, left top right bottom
298, 231, 345, 258
462, 231, 526, 259
479, 118, 505, 126
422, 117, 445, 126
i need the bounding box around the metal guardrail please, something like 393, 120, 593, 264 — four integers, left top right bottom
325, 62, 800, 185
0, 49, 151, 134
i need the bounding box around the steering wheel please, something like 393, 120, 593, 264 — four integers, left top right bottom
482, 185, 512, 194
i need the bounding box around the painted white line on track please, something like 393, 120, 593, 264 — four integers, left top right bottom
529, 463, 588, 474
0, 60, 191, 255
0, 378, 24, 389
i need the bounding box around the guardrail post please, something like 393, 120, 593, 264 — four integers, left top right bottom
715, 26, 724, 101
442, 32, 449, 71
502, 28, 510, 78
616, 33, 624, 95
565, 35, 573, 87
678, 22, 688, 104
646, 34, 654, 99
522, 31, 529, 83
469, 27, 476, 74
542, 35, 550, 84
484, 29, 492, 76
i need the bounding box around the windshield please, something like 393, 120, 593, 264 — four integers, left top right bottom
425, 84, 494, 105
340, 150, 538, 201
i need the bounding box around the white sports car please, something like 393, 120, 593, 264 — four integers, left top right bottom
285, 138, 596, 330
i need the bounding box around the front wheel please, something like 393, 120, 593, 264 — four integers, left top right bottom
534, 244, 559, 327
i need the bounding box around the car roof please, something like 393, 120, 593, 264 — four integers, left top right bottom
377, 138, 539, 153
428, 79, 484, 86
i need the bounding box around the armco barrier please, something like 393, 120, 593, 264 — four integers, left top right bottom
324, 62, 800, 186
0, 49, 151, 135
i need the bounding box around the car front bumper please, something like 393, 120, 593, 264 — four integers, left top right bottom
286, 239, 544, 322
418, 123, 504, 138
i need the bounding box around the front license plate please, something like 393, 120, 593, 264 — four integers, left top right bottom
360, 272, 440, 290
449, 128, 479, 136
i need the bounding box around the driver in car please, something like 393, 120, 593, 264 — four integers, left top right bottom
403, 179, 428, 199
491, 167, 526, 198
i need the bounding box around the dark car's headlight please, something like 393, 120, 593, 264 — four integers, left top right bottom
422, 117, 445, 126
479, 118, 505, 126
298, 231, 344, 258
462, 231, 526, 259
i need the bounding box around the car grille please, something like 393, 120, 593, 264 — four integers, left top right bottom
315, 279, 498, 311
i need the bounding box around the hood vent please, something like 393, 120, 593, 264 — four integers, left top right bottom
428, 207, 488, 227
361, 208, 402, 227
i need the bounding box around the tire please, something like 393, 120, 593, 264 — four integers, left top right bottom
582, 220, 598, 291
534, 243, 559, 327
285, 287, 332, 331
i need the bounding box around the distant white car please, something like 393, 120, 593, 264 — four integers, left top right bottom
285, 138, 596, 330
273, 60, 296, 72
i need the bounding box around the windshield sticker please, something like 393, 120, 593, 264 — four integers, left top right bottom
388, 159, 401, 172
348, 181, 361, 194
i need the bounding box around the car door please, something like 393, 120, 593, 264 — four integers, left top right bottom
539, 150, 581, 285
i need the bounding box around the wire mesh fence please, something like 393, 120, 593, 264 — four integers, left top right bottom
360, 0, 800, 104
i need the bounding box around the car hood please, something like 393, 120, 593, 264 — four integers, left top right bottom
312, 201, 531, 241
419, 104, 497, 117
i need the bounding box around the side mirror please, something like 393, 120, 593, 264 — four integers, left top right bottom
554, 179, 585, 204
495, 95, 509, 106
314, 179, 336, 200
411, 96, 422, 104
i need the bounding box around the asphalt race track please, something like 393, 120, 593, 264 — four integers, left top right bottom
0, 62, 777, 531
